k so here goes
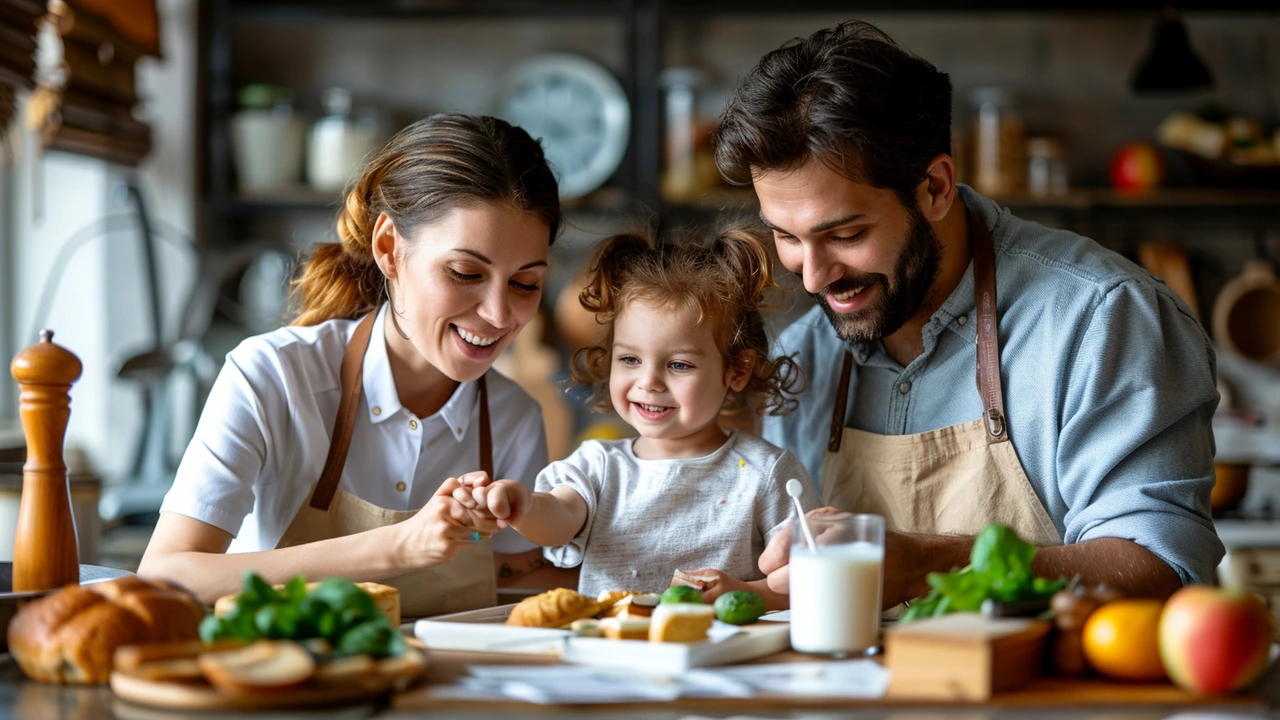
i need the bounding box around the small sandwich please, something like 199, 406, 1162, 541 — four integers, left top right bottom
672, 569, 719, 591
615, 593, 661, 619
600, 616, 651, 641
649, 603, 715, 643
596, 590, 646, 617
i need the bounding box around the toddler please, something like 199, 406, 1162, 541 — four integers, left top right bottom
455, 229, 818, 608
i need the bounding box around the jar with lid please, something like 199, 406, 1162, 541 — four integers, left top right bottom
230, 84, 305, 193
1026, 137, 1069, 197
306, 88, 384, 193
970, 87, 1025, 196
659, 67, 717, 203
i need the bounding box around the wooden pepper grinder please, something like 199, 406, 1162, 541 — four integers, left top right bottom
10, 329, 82, 592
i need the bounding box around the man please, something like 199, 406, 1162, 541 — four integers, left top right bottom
713, 21, 1222, 608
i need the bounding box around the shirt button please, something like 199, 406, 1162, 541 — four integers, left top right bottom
395, 481, 406, 492
957, 315, 968, 326
372, 406, 382, 416
898, 381, 912, 394
409, 420, 418, 431
455, 426, 463, 435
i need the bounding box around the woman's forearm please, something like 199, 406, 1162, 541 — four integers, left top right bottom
138, 523, 407, 604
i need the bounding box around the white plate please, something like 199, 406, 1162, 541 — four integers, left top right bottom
560, 622, 791, 672
414, 602, 793, 671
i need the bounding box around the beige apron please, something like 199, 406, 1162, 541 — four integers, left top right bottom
821, 210, 1061, 548
277, 312, 498, 617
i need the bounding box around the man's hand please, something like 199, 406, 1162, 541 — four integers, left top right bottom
451, 471, 532, 528
758, 506, 849, 594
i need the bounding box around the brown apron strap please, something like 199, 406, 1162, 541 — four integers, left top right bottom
478, 375, 493, 477
828, 351, 854, 453
311, 312, 378, 511
971, 210, 1010, 444
310, 311, 497, 511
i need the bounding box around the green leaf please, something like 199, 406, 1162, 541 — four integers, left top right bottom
285, 575, 308, 606
199, 613, 226, 644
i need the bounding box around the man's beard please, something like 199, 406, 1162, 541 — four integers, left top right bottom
812, 206, 943, 344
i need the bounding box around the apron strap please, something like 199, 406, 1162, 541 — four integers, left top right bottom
971, 210, 1010, 444
309, 311, 497, 511
311, 312, 377, 511
478, 375, 493, 477
828, 351, 854, 453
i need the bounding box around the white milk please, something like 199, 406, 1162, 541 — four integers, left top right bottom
789, 541, 883, 654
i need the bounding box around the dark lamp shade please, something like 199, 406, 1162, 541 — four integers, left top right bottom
1131, 14, 1215, 94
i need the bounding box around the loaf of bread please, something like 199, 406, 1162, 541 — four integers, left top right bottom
8, 576, 206, 684
213, 581, 400, 627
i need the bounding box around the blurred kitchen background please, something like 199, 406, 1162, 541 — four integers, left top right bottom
1, 1, 1279, 613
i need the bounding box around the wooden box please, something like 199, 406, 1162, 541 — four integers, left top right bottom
884, 613, 1051, 701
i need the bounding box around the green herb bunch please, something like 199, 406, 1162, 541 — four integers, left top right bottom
901, 523, 1068, 622
198, 571, 406, 658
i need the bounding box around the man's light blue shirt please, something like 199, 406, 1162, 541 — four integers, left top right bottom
764, 185, 1224, 584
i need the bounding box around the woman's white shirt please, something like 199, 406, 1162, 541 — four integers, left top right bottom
160, 303, 546, 554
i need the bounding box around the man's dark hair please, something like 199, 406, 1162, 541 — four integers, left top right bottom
714, 20, 953, 208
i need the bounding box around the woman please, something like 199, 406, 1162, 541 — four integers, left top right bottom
139, 114, 564, 615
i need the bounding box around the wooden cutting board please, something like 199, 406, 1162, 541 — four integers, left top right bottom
109, 644, 427, 711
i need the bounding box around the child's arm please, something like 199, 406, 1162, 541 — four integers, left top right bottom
675, 568, 790, 611
455, 475, 588, 548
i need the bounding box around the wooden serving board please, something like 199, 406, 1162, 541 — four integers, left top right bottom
109, 644, 427, 711
111, 669, 400, 711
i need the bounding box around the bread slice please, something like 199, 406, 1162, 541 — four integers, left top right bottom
649, 603, 714, 643
198, 640, 315, 694
600, 616, 651, 641
214, 581, 400, 627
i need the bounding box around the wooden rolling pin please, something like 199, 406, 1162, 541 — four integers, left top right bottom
10, 329, 82, 592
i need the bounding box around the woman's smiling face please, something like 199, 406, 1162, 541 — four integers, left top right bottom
382, 202, 550, 382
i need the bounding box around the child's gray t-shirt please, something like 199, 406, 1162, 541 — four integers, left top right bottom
536, 430, 819, 597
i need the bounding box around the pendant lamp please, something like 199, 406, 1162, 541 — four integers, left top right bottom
1131, 9, 1214, 94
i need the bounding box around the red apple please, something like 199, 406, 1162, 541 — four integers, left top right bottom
1158, 585, 1273, 694
1110, 142, 1165, 191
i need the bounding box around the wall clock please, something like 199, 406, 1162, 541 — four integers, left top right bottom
494, 53, 631, 201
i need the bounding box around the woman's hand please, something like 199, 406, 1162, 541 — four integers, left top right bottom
451, 471, 532, 527
393, 477, 502, 569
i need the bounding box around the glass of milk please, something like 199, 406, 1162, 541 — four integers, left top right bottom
788, 513, 884, 656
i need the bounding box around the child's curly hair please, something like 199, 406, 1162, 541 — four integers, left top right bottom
569, 226, 804, 416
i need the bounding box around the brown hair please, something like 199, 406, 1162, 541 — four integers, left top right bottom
291, 113, 561, 326
570, 228, 803, 416
714, 20, 952, 208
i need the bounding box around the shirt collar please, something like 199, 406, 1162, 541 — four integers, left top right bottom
361, 304, 480, 441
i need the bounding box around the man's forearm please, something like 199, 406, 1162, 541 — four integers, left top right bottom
895, 533, 1183, 606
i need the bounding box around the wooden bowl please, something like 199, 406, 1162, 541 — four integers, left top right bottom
1212, 260, 1280, 365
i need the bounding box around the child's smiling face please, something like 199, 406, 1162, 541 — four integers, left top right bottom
609, 299, 746, 458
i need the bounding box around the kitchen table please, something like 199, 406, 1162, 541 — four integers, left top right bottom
2, 646, 1276, 719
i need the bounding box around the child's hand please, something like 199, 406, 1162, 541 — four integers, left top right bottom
451, 471, 532, 527
671, 568, 751, 604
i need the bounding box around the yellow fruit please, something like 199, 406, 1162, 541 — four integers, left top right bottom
1081, 599, 1167, 681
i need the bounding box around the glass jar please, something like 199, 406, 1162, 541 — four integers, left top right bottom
306, 87, 383, 193
1026, 137, 1069, 197
659, 67, 713, 203
970, 87, 1025, 196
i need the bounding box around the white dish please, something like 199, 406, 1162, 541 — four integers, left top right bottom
415, 604, 570, 656
414, 602, 792, 671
